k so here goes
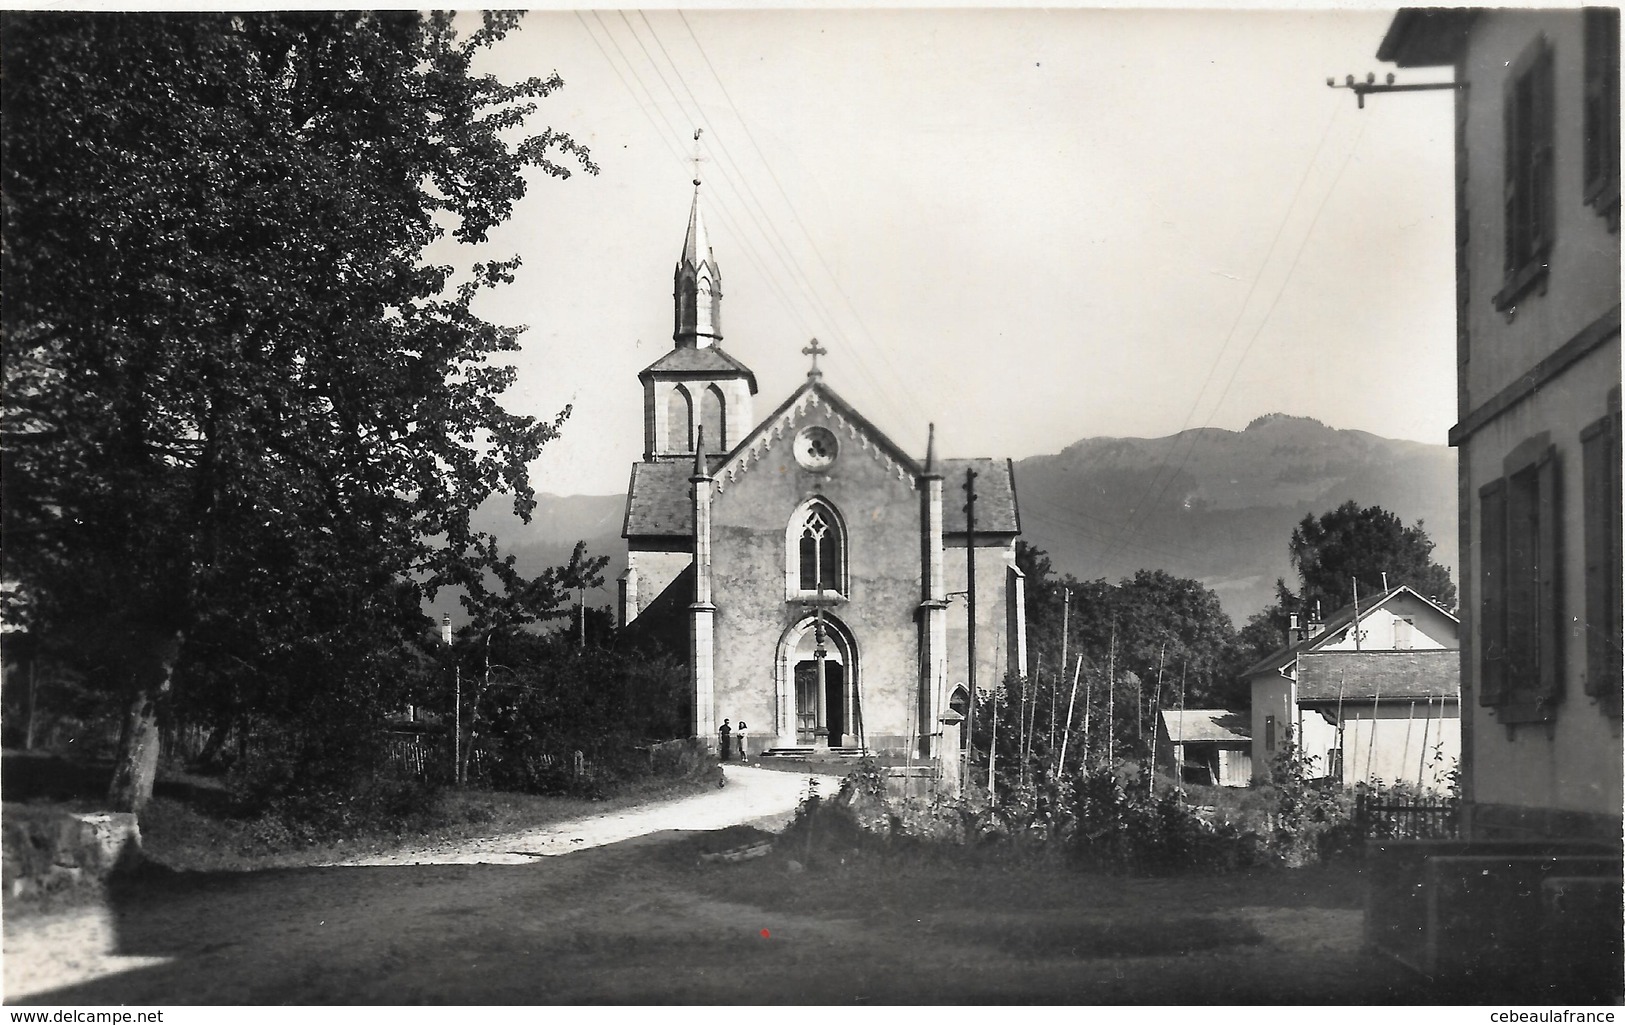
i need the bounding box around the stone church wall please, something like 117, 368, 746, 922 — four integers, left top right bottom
707, 407, 925, 750
943, 540, 1020, 702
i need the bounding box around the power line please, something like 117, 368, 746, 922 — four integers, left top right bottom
1092, 101, 1350, 573
674, 11, 931, 429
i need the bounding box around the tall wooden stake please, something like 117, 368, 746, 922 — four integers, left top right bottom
963, 467, 978, 791
1057, 653, 1084, 771
1147, 641, 1165, 797
1106, 623, 1116, 771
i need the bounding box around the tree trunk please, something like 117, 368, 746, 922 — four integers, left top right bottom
108, 631, 182, 814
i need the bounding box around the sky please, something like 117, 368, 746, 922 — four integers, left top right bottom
443, 7, 1459, 498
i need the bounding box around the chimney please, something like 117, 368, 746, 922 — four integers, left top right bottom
1287, 611, 1301, 646
1307, 600, 1325, 639
440, 612, 452, 646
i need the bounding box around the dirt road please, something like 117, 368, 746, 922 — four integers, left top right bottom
3, 765, 837, 1002
2, 763, 1554, 1005
331, 764, 839, 867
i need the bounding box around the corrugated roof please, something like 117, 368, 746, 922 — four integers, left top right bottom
638, 346, 758, 394
1297, 649, 1460, 702
1238, 585, 1459, 680
1159, 709, 1250, 744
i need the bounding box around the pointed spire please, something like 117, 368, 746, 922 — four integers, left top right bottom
681, 182, 713, 272
673, 139, 722, 349
924, 422, 937, 475
692, 424, 708, 478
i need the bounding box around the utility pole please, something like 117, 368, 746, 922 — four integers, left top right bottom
963, 467, 978, 791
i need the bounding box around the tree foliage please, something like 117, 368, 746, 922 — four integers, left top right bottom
1003, 543, 1237, 778
1284, 500, 1456, 615
1, 12, 596, 810
1224, 501, 1458, 684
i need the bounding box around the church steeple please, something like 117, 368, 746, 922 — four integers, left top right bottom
673, 145, 722, 348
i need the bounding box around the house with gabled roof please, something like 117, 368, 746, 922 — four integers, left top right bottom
619, 178, 1027, 772
1243, 585, 1461, 790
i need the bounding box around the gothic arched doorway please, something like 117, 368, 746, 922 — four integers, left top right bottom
776, 613, 859, 749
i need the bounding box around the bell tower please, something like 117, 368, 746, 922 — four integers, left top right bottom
639, 138, 755, 461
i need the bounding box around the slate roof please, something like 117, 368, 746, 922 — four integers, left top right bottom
1238, 585, 1460, 680
940, 458, 1020, 536
622, 458, 723, 538
621, 380, 1020, 539
1296, 649, 1461, 703
1159, 709, 1251, 745
638, 346, 758, 393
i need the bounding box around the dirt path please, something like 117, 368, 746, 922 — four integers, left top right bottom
331, 765, 839, 867
3, 765, 837, 1002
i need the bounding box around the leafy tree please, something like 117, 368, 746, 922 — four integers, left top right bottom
1007, 544, 1236, 777
1283, 501, 1456, 615
2, 12, 596, 811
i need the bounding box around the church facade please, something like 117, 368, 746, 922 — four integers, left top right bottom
620, 185, 1028, 765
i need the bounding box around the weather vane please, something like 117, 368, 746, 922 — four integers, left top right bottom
691, 128, 705, 188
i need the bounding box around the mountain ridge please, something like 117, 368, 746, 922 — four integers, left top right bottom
436, 415, 1456, 628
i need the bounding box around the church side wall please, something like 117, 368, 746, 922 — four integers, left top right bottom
626, 549, 691, 620
706, 407, 924, 751
942, 541, 1018, 704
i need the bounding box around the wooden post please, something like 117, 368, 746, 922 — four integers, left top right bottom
1147, 641, 1165, 798
1106, 624, 1116, 771
1057, 654, 1084, 771
963, 467, 978, 789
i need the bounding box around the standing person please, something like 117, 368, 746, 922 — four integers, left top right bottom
718, 719, 732, 762
735, 721, 747, 761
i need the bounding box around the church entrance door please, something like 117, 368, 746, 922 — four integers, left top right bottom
793, 661, 846, 746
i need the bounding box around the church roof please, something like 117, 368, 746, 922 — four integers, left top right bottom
939, 457, 1019, 536
638, 346, 758, 393
623, 458, 725, 538
622, 380, 1020, 539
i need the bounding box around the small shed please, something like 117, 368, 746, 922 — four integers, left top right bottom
1156, 709, 1252, 787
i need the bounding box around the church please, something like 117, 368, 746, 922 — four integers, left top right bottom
620, 181, 1028, 770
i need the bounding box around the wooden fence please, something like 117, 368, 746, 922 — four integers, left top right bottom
1355, 789, 1460, 840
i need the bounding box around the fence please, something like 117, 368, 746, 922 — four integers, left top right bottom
1355, 788, 1460, 840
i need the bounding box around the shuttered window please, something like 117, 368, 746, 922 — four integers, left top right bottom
1479, 479, 1509, 707
1495, 36, 1556, 312
1582, 408, 1623, 715
1481, 439, 1563, 723
1584, 8, 1621, 223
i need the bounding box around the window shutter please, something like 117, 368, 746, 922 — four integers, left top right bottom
1480, 479, 1509, 706
1503, 70, 1523, 275
1536, 444, 1563, 707
1531, 41, 1557, 257
1582, 416, 1623, 704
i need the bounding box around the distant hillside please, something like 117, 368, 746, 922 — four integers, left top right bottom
1014, 414, 1457, 623
443, 415, 1457, 629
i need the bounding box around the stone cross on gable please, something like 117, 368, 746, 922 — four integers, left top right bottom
802, 337, 827, 379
